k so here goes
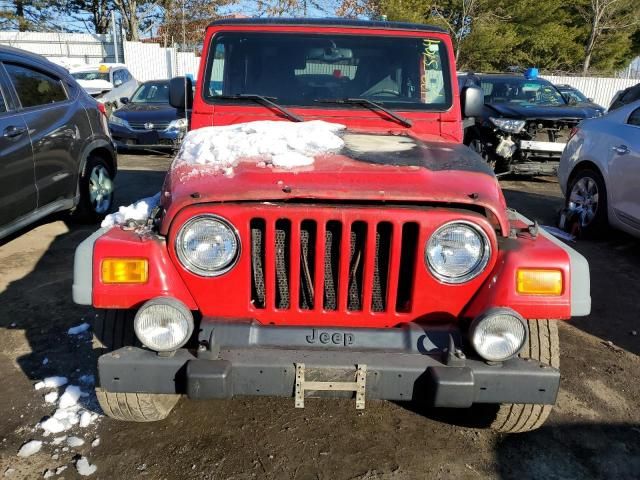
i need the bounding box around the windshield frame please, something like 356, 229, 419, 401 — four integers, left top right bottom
202, 31, 454, 112
480, 77, 568, 107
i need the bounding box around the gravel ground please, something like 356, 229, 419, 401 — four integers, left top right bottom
0, 153, 638, 480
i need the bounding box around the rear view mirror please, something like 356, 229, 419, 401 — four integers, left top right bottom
169, 76, 193, 111
461, 86, 483, 118
307, 47, 353, 62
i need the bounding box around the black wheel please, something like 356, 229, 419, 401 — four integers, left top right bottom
566, 167, 608, 236
73, 154, 114, 223
487, 319, 560, 433
93, 310, 180, 422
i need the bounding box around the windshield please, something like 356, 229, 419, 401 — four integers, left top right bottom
71, 71, 110, 82
131, 82, 170, 103
561, 88, 588, 103
204, 32, 452, 110
481, 78, 566, 106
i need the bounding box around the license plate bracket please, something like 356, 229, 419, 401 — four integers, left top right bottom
294, 363, 367, 409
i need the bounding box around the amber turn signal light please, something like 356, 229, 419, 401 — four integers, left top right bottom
101, 258, 148, 284
516, 269, 563, 295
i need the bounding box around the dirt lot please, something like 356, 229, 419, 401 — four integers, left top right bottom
0, 153, 639, 480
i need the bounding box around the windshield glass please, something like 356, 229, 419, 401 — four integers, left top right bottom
71, 71, 110, 81
561, 88, 588, 103
481, 78, 566, 106
131, 82, 170, 103
204, 32, 452, 110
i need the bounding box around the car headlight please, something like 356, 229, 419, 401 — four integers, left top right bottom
425, 221, 491, 283
109, 114, 129, 128
165, 118, 188, 131
134, 297, 194, 352
176, 215, 240, 276
489, 117, 526, 133
470, 308, 527, 362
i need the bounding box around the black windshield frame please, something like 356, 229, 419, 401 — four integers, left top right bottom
202, 31, 453, 112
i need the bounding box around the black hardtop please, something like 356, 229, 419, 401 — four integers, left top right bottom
208, 17, 446, 34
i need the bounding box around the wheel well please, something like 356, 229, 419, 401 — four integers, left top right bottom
87, 146, 116, 177
568, 160, 603, 186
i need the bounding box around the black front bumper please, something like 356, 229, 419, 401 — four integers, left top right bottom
98, 322, 560, 408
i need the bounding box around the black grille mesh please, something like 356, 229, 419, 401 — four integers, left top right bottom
323, 222, 340, 311
299, 222, 315, 310
250, 220, 265, 309
275, 220, 290, 309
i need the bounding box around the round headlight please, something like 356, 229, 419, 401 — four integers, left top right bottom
470, 309, 527, 362
425, 221, 490, 283
134, 297, 194, 352
176, 215, 240, 276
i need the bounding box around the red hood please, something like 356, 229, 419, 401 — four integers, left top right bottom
160, 135, 509, 236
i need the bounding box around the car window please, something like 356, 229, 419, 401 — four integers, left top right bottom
4, 63, 67, 108
122, 69, 131, 82
113, 69, 124, 85
628, 107, 640, 127
621, 85, 640, 103
71, 71, 109, 81
480, 78, 565, 106
0, 87, 6, 113
130, 82, 169, 103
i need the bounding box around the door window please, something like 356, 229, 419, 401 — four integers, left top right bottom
0, 87, 6, 113
4, 63, 67, 108
628, 107, 640, 127
113, 69, 125, 86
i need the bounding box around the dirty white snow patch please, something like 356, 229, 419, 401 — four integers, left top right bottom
100, 192, 160, 228
76, 457, 97, 476
67, 322, 90, 335
34, 376, 68, 390
17, 440, 42, 457
174, 120, 345, 175
51, 436, 67, 445
67, 436, 85, 447
59, 385, 82, 409
44, 392, 58, 404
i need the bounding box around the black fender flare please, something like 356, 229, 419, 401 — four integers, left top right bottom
74, 137, 117, 202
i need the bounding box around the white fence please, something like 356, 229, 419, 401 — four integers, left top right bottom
0, 31, 121, 66
123, 41, 200, 81
543, 75, 638, 108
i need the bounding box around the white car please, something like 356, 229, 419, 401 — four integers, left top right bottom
70, 64, 138, 109
558, 99, 640, 236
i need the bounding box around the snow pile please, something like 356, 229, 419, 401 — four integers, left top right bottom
17, 440, 42, 457
174, 120, 346, 174
34, 377, 68, 390
100, 192, 160, 228
76, 457, 97, 476
38, 384, 100, 435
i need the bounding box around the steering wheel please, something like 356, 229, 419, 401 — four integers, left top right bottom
364, 89, 402, 97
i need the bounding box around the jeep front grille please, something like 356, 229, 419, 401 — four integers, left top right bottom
250, 217, 418, 314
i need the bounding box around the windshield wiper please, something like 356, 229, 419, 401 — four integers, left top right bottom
216, 94, 303, 122
316, 98, 413, 128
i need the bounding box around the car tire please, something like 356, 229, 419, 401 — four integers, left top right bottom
93, 310, 181, 422
488, 319, 560, 433
566, 167, 608, 236
73, 154, 115, 223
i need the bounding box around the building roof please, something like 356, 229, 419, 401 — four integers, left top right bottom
208, 17, 446, 34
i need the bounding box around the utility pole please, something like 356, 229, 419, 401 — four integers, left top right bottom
111, 10, 119, 63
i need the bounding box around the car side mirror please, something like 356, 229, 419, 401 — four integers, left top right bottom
461, 86, 483, 118
169, 76, 193, 111
120, 97, 129, 105
588, 97, 594, 102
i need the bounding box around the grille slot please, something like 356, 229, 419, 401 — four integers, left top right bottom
128, 121, 170, 131
249, 217, 417, 315
396, 222, 419, 313
250, 219, 266, 309
323, 221, 341, 311
275, 219, 291, 310
299, 220, 316, 310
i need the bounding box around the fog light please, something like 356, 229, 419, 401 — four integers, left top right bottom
517, 269, 563, 295
134, 297, 194, 352
470, 308, 527, 362
101, 258, 148, 284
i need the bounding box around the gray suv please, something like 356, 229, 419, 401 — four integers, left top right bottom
0, 46, 117, 240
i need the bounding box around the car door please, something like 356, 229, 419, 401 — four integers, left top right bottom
608, 105, 640, 229
0, 62, 36, 228
3, 60, 80, 209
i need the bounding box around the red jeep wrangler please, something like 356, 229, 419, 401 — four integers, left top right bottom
73, 18, 590, 433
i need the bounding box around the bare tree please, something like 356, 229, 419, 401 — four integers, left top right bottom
64, 0, 112, 34
578, 0, 640, 73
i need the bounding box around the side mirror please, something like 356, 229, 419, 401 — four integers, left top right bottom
119, 97, 129, 105
169, 76, 193, 111
588, 97, 594, 102
461, 86, 483, 118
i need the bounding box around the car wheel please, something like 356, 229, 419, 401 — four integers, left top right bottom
93, 310, 181, 422
566, 167, 608, 236
73, 155, 114, 223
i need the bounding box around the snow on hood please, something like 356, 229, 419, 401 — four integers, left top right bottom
174, 120, 346, 175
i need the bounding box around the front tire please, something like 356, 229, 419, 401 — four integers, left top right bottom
93, 310, 181, 422
73, 155, 115, 223
566, 167, 608, 236
488, 319, 560, 433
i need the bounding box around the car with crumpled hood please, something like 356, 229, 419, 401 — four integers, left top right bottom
461, 72, 603, 175
73, 18, 590, 433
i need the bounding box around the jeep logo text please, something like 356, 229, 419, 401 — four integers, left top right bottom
305, 329, 354, 346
